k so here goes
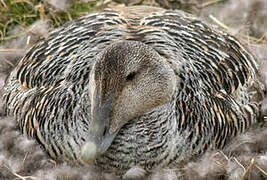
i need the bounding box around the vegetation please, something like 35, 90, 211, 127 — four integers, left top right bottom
0, 0, 107, 42
1, 0, 266, 45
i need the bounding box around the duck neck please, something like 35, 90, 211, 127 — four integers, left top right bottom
95, 96, 190, 171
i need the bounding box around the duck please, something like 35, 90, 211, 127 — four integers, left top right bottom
3, 6, 265, 174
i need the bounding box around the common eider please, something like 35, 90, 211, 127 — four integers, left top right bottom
3, 6, 265, 174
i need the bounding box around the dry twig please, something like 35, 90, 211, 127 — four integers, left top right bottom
0, 49, 25, 52
0, 0, 7, 8
1, 23, 37, 41
209, 14, 229, 30
241, 158, 255, 179
201, 0, 224, 8
233, 157, 246, 173
255, 164, 267, 176
3, 164, 38, 180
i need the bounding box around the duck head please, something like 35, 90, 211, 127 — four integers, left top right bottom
81, 41, 177, 162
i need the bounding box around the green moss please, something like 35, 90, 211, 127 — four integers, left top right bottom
50, 0, 106, 28
71, 0, 98, 15
0, 0, 40, 39
0, 0, 108, 43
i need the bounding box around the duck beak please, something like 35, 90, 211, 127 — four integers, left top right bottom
80, 94, 118, 163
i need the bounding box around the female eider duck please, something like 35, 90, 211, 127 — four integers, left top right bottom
3, 6, 265, 174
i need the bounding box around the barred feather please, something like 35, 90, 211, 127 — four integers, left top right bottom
3, 6, 265, 173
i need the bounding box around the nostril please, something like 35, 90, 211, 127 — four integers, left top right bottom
126, 72, 136, 81
103, 126, 107, 136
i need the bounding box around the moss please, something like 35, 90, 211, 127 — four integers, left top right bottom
48, 0, 105, 28
0, 0, 40, 40
0, 0, 108, 44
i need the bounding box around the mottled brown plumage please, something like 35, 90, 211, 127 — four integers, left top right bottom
3, 6, 265, 174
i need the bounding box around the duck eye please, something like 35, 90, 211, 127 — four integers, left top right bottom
126, 72, 136, 81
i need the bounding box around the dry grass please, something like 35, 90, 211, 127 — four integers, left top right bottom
0, 0, 107, 42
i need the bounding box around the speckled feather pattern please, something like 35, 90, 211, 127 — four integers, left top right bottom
3, 6, 265, 174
